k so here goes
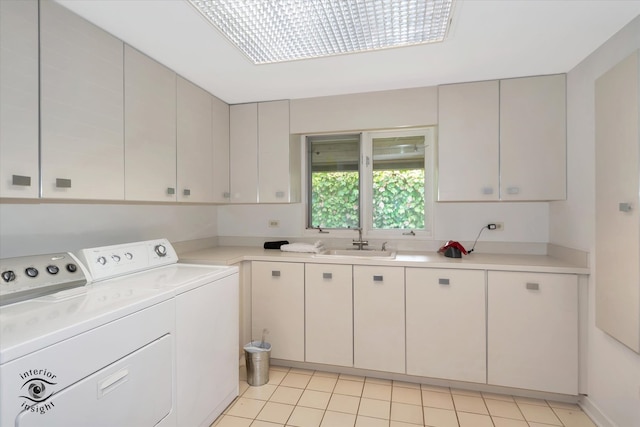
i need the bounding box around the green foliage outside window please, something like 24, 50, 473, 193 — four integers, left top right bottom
373, 170, 425, 229
311, 172, 359, 229
311, 170, 425, 229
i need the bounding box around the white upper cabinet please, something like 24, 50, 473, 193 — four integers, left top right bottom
0, 0, 39, 199
258, 100, 300, 203
500, 74, 566, 201
229, 103, 259, 203
124, 45, 177, 202
40, 0, 125, 200
229, 100, 298, 204
177, 77, 214, 203
437, 74, 566, 201
212, 96, 230, 203
437, 80, 500, 201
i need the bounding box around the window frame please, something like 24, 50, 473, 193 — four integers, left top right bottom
302, 127, 435, 240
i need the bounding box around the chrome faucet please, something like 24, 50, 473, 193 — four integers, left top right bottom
352, 228, 368, 250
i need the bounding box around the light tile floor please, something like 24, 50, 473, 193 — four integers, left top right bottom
211, 366, 596, 427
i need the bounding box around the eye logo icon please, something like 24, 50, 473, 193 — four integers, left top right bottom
21, 378, 56, 403
18, 369, 58, 415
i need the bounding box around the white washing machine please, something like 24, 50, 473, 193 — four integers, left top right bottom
0, 239, 239, 427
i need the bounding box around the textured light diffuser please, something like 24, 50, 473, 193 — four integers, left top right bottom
188, 0, 454, 64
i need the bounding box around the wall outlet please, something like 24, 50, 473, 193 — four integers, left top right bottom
268, 219, 280, 228
489, 222, 504, 231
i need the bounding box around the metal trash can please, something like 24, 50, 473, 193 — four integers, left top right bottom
244, 341, 271, 386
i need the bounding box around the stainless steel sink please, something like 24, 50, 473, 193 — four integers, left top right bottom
315, 249, 397, 259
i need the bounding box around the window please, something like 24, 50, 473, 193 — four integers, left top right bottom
307, 128, 434, 237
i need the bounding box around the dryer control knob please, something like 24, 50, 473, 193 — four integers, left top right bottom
124, 252, 133, 260
154, 244, 167, 257
111, 255, 121, 262
25, 267, 38, 278
46, 265, 60, 275
97, 256, 107, 265
66, 263, 78, 273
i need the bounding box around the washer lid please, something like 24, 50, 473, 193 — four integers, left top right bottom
0, 283, 171, 364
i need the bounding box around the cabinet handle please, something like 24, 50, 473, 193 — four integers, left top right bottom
322, 272, 332, 279
506, 186, 520, 195
275, 191, 285, 198
12, 175, 31, 186
526, 282, 539, 291
56, 178, 71, 188
272, 270, 280, 277
167, 187, 175, 195
619, 202, 632, 212
223, 192, 231, 198
481, 187, 493, 195
183, 189, 191, 196
438, 278, 450, 285
373, 275, 383, 282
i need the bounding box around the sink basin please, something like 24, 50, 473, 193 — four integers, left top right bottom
316, 249, 397, 259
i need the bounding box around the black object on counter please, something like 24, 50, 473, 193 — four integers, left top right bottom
263, 241, 290, 250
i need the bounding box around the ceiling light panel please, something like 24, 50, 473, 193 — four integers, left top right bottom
188, 0, 454, 64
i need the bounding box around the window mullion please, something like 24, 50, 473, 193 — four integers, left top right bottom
361, 132, 373, 235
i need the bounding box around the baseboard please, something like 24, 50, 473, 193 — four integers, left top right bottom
580, 395, 616, 427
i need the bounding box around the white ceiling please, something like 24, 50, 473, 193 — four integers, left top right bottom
56, 0, 640, 105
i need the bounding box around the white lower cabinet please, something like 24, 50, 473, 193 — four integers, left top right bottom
487, 271, 578, 395
251, 261, 305, 361
353, 266, 405, 373
406, 268, 486, 383
305, 263, 353, 367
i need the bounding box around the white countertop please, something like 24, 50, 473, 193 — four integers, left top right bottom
179, 246, 589, 274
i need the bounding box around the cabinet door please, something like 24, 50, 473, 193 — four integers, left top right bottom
40, 0, 124, 200
353, 266, 405, 373
595, 51, 640, 352
487, 271, 578, 394
176, 274, 239, 427
437, 81, 499, 201
305, 264, 353, 367
406, 268, 486, 383
124, 45, 177, 202
258, 100, 296, 203
212, 96, 231, 203
0, 0, 39, 198
251, 262, 304, 361
500, 74, 566, 201
177, 77, 214, 203
230, 103, 258, 203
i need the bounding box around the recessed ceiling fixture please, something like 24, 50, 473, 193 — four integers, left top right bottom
188, 0, 455, 65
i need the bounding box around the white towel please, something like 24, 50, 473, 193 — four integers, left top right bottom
280, 241, 325, 253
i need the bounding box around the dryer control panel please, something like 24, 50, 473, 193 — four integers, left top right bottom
76, 239, 178, 282
0, 253, 87, 306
